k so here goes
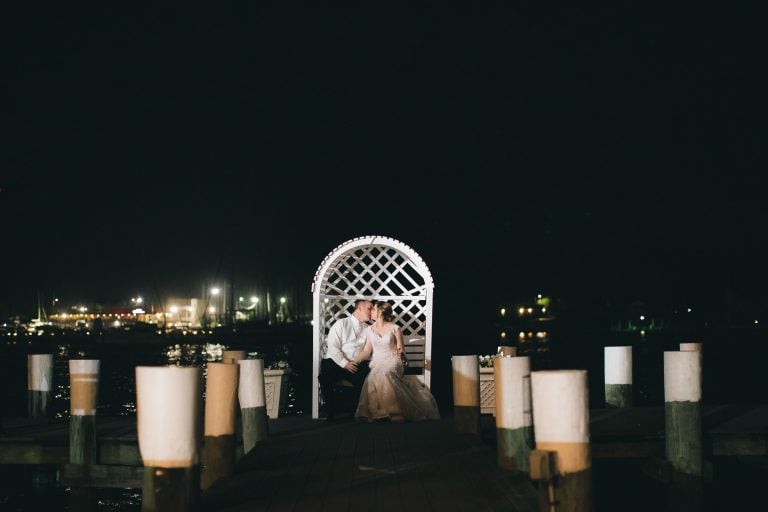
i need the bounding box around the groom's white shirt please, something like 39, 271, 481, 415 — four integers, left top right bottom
324, 316, 368, 368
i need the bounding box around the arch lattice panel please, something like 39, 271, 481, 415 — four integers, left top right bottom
318, 244, 427, 358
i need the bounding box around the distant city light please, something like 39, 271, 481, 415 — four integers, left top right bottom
211, 288, 220, 296
518, 307, 525, 315
209, 307, 216, 314
250, 296, 258, 304
500, 308, 506, 316
518, 331, 525, 340
755, 320, 760, 325
280, 297, 286, 304
527, 308, 533, 314
238, 296, 244, 302
640, 315, 645, 321
136, 297, 143, 304
500, 332, 507, 338
170, 306, 179, 314
537, 294, 542, 299
542, 307, 547, 313
687, 307, 692, 313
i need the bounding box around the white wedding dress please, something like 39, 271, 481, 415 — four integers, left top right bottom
356, 325, 440, 421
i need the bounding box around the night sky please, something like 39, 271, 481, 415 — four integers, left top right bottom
2, 4, 766, 322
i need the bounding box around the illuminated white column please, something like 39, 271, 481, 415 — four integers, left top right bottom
680, 342, 703, 397
494, 356, 532, 472
452, 355, 480, 434
664, 351, 702, 477
531, 370, 593, 511
604, 346, 632, 408
222, 350, 247, 364
238, 359, 268, 453
28, 354, 53, 417
202, 363, 239, 490
136, 366, 201, 512
497, 346, 517, 357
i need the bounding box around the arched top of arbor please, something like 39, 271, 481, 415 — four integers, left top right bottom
310, 235, 435, 418
312, 235, 434, 297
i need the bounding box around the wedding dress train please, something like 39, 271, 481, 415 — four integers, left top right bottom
356, 326, 440, 421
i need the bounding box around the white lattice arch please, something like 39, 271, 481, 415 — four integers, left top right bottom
311, 235, 435, 419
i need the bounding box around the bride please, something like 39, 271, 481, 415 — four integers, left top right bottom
354, 300, 440, 422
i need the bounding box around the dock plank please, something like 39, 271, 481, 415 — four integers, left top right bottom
292, 428, 346, 510
387, 425, 430, 512
202, 419, 539, 512
348, 426, 378, 512
373, 432, 405, 512
321, 426, 358, 512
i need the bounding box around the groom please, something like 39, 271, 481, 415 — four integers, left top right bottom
318, 299, 373, 419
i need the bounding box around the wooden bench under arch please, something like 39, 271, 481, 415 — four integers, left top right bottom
311, 235, 435, 419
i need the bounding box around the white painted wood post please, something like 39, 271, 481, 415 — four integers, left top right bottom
136, 366, 202, 512
452, 355, 480, 434
664, 350, 704, 510
238, 359, 268, 453
202, 363, 239, 490
531, 370, 593, 511
604, 346, 632, 408
494, 356, 532, 472
664, 351, 703, 477
680, 342, 703, 397
28, 354, 53, 417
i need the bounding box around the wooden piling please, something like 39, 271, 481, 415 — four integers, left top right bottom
664, 350, 704, 511
237, 359, 268, 454
664, 351, 703, 476
69, 359, 100, 511
604, 346, 632, 408
69, 359, 100, 463
451, 355, 480, 434
494, 356, 532, 472
531, 370, 593, 512
136, 366, 202, 512
27, 354, 53, 418
680, 342, 703, 398
202, 362, 239, 490
221, 350, 247, 451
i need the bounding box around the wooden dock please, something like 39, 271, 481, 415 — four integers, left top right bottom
1, 404, 768, 510
202, 418, 539, 511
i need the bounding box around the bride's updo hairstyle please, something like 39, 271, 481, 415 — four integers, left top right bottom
373, 300, 396, 322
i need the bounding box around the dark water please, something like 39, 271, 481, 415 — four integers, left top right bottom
2, 325, 767, 510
